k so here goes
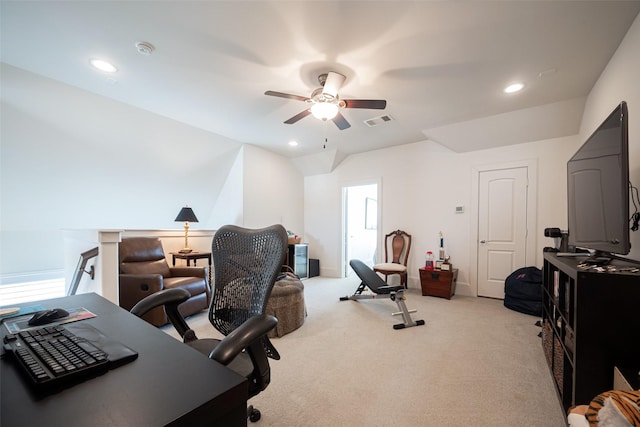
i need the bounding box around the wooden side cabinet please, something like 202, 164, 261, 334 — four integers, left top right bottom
419, 268, 458, 299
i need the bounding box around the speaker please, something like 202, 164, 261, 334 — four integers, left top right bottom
544, 227, 562, 237
309, 259, 319, 278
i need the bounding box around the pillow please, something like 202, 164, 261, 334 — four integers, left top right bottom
585, 390, 640, 426
568, 411, 589, 427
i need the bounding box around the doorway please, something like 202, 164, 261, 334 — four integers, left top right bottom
342, 183, 379, 277
471, 161, 537, 298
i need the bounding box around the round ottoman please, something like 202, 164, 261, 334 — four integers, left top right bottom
266, 274, 306, 337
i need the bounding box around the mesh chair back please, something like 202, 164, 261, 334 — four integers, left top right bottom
209, 224, 288, 336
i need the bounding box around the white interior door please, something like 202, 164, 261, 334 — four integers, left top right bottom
477, 167, 528, 299
343, 183, 378, 277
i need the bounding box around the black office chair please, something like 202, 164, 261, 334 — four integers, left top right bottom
131, 224, 288, 423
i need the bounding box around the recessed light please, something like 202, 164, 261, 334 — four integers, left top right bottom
90, 59, 117, 73
288, 140, 298, 147
504, 83, 524, 94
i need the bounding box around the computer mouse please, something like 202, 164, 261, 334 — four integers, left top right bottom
28, 308, 70, 326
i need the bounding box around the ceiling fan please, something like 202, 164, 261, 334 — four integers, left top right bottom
265, 71, 387, 130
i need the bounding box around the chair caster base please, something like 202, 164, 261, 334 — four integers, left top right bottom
248, 406, 261, 422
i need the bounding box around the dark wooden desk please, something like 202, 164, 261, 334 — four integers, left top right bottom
1, 293, 247, 426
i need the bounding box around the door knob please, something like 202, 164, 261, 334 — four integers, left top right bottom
480, 240, 486, 244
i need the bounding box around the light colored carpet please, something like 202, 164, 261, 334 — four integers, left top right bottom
163, 276, 567, 426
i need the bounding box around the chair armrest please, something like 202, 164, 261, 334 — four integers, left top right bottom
169, 267, 207, 278
210, 314, 277, 366
130, 288, 193, 338
119, 274, 164, 290
168, 267, 211, 299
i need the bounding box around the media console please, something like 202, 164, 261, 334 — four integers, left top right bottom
542, 252, 640, 413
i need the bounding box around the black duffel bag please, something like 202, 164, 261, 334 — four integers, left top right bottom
503, 266, 543, 316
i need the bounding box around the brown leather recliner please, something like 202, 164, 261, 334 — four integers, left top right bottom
118, 237, 211, 326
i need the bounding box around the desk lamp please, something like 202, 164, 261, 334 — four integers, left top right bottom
175, 206, 199, 253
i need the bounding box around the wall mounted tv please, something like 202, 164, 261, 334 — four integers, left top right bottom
566, 101, 635, 264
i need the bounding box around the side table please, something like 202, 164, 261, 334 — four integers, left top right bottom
419, 267, 458, 299
170, 251, 212, 267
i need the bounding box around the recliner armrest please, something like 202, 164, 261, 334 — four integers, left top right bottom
210, 314, 277, 366
119, 274, 164, 291
169, 267, 208, 278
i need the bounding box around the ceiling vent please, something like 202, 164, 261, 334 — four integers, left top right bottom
364, 114, 393, 127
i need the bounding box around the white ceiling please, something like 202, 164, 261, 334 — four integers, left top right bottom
2, 1, 639, 158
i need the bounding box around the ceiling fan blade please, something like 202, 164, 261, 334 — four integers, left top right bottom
265, 91, 309, 102
284, 109, 312, 124
322, 72, 346, 98
343, 99, 387, 109
332, 111, 351, 130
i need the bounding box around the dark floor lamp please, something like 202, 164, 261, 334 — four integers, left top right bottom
175, 206, 199, 253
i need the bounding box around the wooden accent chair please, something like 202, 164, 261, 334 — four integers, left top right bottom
373, 230, 412, 288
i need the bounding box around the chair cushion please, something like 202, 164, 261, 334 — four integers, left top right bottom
120, 259, 171, 277
187, 338, 255, 379
119, 237, 171, 277
119, 237, 166, 262
373, 263, 407, 273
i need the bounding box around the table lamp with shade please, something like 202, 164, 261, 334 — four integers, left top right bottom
175, 206, 198, 253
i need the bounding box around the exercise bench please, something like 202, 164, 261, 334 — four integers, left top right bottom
340, 259, 425, 330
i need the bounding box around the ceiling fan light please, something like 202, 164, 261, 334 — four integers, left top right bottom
311, 102, 339, 120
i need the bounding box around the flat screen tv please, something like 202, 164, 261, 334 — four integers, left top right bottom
567, 101, 632, 264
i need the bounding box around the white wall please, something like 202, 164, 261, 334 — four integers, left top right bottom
304, 12, 640, 289
242, 144, 304, 235
0, 64, 304, 284
3, 11, 638, 289
579, 12, 640, 262
304, 135, 578, 295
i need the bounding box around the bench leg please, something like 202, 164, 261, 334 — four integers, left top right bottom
391, 290, 425, 329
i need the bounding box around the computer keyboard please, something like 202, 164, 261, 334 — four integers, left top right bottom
3, 324, 110, 388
